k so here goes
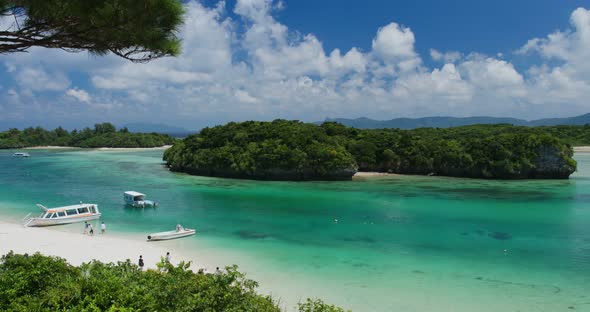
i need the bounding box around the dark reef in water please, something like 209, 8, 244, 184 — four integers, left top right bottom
235, 230, 271, 240
488, 232, 513, 240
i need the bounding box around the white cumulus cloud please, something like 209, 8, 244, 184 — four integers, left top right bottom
66, 88, 91, 103
2, 1, 590, 127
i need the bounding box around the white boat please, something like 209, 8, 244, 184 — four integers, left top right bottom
23, 203, 101, 227
147, 228, 196, 241
124, 191, 158, 208
12, 152, 30, 157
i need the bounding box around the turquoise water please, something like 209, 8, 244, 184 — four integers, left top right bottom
1, 149, 589, 311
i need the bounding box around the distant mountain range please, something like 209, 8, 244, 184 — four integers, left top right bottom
320, 113, 590, 129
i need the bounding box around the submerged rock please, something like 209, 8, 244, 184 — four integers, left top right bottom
235, 230, 270, 240
489, 232, 512, 240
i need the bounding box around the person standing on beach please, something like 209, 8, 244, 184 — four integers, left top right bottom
138, 255, 144, 270
88, 224, 94, 236
83, 221, 89, 234
100, 222, 106, 234
165, 252, 171, 264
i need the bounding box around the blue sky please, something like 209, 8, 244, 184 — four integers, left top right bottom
1, 0, 590, 130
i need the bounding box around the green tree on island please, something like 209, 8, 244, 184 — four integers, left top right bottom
0, 123, 177, 148
0, 0, 184, 62
164, 121, 579, 181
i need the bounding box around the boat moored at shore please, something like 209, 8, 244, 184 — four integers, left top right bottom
147, 226, 195, 241
124, 191, 158, 208
23, 203, 101, 227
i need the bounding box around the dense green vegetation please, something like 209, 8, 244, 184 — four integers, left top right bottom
535, 125, 590, 146
1, 0, 184, 62
164, 120, 358, 180
165, 120, 579, 180
0, 123, 176, 148
0, 252, 347, 312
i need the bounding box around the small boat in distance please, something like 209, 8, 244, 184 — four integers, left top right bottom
12, 152, 30, 157
124, 191, 158, 208
147, 225, 196, 241
23, 203, 101, 227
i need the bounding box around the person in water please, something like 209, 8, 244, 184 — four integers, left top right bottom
138, 255, 144, 270
100, 222, 106, 234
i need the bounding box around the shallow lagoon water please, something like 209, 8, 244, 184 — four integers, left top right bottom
1, 149, 589, 311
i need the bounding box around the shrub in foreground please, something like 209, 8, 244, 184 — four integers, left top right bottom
0, 252, 347, 312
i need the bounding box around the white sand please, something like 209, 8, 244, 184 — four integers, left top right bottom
22, 145, 171, 151
0, 221, 193, 270
23, 146, 80, 150
94, 145, 172, 151
574, 146, 590, 153
0, 220, 299, 310
353, 171, 399, 178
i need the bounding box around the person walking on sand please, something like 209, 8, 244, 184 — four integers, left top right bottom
138, 255, 144, 270
100, 222, 106, 234
215, 267, 222, 275
165, 252, 171, 264
83, 221, 89, 234
88, 224, 94, 236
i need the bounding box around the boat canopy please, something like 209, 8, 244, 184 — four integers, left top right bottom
36, 203, 97, 213
124, 191, 146, 197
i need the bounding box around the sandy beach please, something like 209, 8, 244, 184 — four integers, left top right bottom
22, 145, 172, 151
574, 146, 590, 153
0, 220, 196, 270
353, 171, 399, 178
0, 219, 300, 311
94, 145, 172, 151
23, 146, 81, 150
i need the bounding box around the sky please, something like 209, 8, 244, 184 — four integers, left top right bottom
1, 0, 590, 130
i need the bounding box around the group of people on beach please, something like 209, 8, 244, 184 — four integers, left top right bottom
83, 221, 106, 235
137, 251, 222, 275
80, 222, 220, 275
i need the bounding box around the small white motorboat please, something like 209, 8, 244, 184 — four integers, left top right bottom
23, 203, 101, 227
147, 227, 196, 241
124, 191, 158, 208
12, 152, 30, 157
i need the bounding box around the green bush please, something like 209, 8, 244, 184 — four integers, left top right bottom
0, 252, 346, 312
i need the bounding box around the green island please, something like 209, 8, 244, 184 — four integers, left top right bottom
164, 120, 581, 180
0, 123, 176, 148
0, 252, 346, 312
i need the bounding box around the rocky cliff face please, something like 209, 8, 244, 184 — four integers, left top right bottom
530, 145, 576, 179
168, 166, 358, 181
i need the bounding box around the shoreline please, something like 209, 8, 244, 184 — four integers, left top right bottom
0, 218, 298, 311
573, 146, 590, 153
0, 220, 198, 271
19, 145, 172, 151
353, 171, 400, 178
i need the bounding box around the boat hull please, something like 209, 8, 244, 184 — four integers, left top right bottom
26, 213, 101, 227
126, 200, 158, 208
147, 229, 196, 241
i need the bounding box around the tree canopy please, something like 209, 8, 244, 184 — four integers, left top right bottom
0, 0, 184, 62
0, 122, 177, 148
164, 120, 579, 180
164, 120, 359, 181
